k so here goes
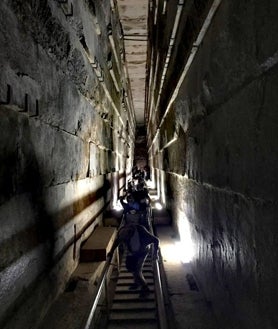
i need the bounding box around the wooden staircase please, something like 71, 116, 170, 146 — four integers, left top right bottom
107, 251, 158, 329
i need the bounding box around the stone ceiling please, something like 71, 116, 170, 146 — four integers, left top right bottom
117, 0, 148, 127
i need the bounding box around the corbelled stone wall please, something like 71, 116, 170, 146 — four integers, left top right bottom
0, 1, 134, 328
147, 1, 278, 328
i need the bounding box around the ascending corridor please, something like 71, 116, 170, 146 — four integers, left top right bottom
1, 1, 278, 329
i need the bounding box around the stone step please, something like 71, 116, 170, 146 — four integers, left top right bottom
80, 226, 117, 262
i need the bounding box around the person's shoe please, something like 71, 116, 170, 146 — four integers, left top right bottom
129, 283, 140, 290
141, 285, 150, 292
139, 285, 150, 297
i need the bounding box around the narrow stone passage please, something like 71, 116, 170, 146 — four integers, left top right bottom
1, 1, 278, 329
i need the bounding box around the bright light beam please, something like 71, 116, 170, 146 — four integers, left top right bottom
155, 202, 163, 210
113, 199, 123, 211
177, 216, 195, 263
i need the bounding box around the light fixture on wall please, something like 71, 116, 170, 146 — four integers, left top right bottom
155, 202, 162, 210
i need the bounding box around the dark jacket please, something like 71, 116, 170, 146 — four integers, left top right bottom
108, 224, 159, 259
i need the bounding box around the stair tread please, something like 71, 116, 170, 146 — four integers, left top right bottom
115, 285, 154, 293
108, 323, 157, 329
117, 278, 154, 284
112, 301, 156, 310
109, 311, 157, 321
119, 271, 153, 278
121, 266, 153, 270
109, 247, 157, 326
113, 293, 155, 301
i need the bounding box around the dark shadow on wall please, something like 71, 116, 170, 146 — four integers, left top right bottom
0, 108, 54, 272
0, 109, 114, 328
0, 177, 112, 273
0, 109, 56, 328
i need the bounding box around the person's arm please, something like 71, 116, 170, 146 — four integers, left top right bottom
107, 237, 120, 260
150, 235, 159, 260
107, 230, 126, 259
119, 196, 125, 206
144, 190, 151, 202
119, 196, 128, 212
107, 227, 129, 259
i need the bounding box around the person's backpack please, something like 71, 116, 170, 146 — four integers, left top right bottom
127, 226, 141, 253
125, 255, 137, 272
125, 211, 141, 225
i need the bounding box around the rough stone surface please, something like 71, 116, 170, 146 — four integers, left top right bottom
147, 0, 278, 328
0, 1, 134, 328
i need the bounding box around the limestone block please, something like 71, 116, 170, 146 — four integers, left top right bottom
80, 226, 117, 262
104, 217, 119, 227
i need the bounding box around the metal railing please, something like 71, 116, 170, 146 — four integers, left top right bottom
150, 224, 168, 329
80, 249, 119, 329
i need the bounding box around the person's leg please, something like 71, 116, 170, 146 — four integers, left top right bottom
132, 253, 150, 294
141, 209, 151, 231
128, 254, 143, 290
